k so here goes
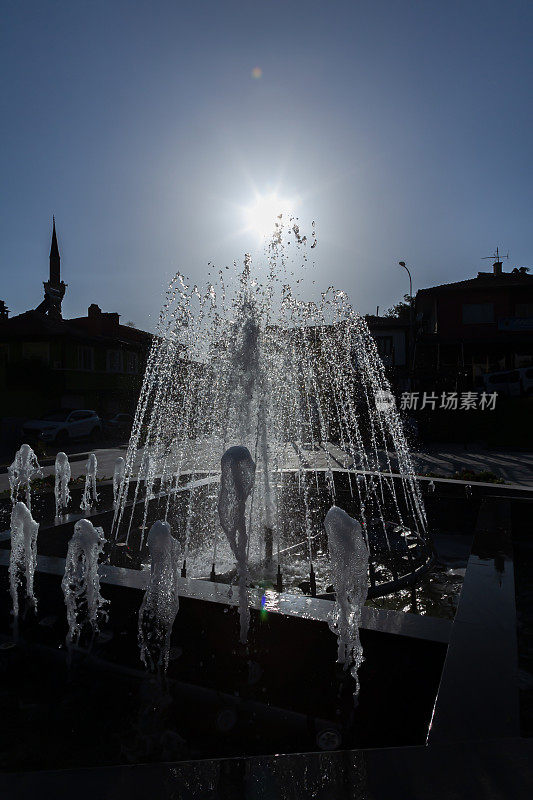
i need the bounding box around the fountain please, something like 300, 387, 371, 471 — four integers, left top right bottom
138, 520, 180, 673
113, 456, 125, 509
54, 451, 71, 517
218, 445, 256, 644
325, 505, 368, 697
111, 218, 430, 609
9, 501, 39, 628
61, 519, 108, 655
8, 444, 42, 511
80, 453, 98, 512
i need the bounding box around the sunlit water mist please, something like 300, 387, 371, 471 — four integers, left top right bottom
111, 215, 429, 595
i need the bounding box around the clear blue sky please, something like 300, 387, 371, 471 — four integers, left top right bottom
2, 0, 532, 330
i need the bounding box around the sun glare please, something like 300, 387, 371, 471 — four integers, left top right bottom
243, 193, 295, 239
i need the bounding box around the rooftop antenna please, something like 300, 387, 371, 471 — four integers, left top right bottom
481, 246, 509, 264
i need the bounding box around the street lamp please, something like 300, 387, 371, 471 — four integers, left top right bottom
398, 261, 412, 300
398, 261, 414, 381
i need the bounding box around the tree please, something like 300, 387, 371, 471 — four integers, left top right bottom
383, 294, 414, 321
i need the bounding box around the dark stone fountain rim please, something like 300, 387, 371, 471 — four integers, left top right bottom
0, 549, 451, 645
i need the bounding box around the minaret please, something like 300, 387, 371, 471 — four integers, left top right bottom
36, 217, 67, 317
49, 215, 60, 287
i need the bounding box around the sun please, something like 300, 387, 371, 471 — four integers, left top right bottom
243, 193, 294, 239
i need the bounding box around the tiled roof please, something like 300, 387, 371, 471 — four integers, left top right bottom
0, 310, 80, 337
68, 315, 153, 344
417, 271, 533, 294
0, 310, 153, 347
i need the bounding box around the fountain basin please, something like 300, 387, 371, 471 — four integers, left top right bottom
0, 482, 524, 777
0, 548, 448, 770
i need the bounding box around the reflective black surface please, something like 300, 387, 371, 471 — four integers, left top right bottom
428, 497, 519, 743
1, 739, 532, 799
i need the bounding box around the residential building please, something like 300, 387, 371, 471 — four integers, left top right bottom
414, 258, 533, 388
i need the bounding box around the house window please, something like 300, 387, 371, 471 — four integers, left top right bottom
462, 303, 494, 324
125, 351, 138, 374
515, 303, 533, 318
107, 349, 123, 372
78, 346, 94, 371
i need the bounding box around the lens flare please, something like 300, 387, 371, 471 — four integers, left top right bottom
244, 193, 294, 238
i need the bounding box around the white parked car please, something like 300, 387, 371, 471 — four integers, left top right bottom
22, 410, 102, 444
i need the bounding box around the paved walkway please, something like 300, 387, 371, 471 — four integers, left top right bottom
409, 444, 533, 487
1, 441, 532, 492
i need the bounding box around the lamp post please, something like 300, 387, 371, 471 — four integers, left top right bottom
398, 261, 414, 383
398, 261, 412, 302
